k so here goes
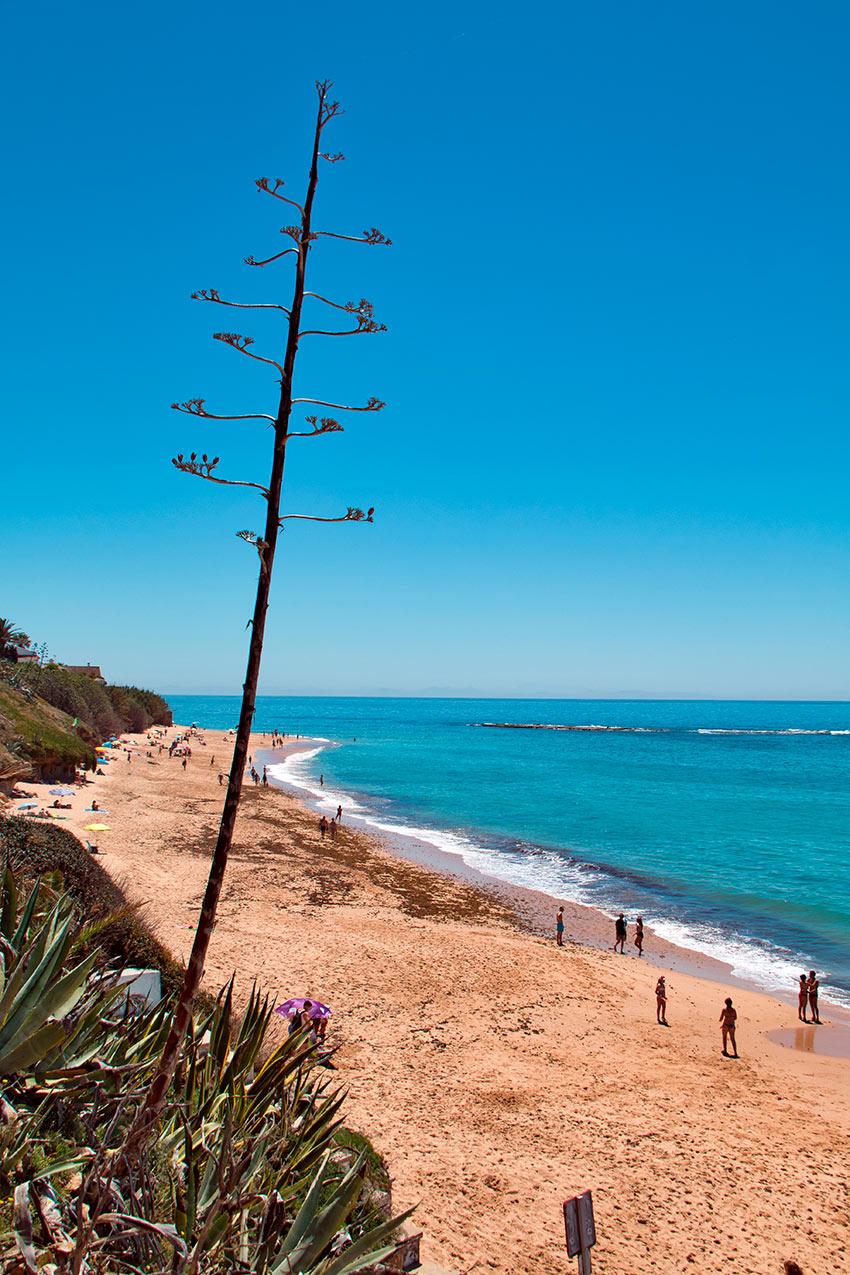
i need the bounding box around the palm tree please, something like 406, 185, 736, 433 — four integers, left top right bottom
0, 618, 30, 648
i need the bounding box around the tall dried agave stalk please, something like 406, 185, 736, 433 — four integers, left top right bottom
127, 79, 389, 1148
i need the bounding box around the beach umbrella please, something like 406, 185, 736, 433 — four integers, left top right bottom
275, 998, 332, 1021
84, 808, 109, 814
49, 787, 75, 796
17, 802, 38, 810
84, 823, 110, 832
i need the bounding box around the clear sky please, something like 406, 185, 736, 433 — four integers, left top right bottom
2, 2, 849, 698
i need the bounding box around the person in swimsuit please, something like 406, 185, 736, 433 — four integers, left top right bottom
655, 976, 668, 1025
807, 971, 821, 1024
798, 974, 809, 1022
556, 906, 564, 947
614, 913, 627, 953
720, 997, 738, 1057
634, 916, 644, 956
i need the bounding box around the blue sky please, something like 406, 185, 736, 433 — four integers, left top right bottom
2, 2, 849, 698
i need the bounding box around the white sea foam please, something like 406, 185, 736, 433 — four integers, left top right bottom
268, 743, 850, 1011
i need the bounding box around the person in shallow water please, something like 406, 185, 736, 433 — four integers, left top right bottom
720, 997, 739, 1057
614, 913, 627, 953
798, 974, 809, 1022
807, 972, 821, 1024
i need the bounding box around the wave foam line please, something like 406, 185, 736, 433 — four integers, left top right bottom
267, 748, 850, 1011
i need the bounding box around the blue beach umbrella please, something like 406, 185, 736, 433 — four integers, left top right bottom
17, 802, 38, 810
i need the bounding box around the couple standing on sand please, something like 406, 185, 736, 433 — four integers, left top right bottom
614, 912, 644, 956
318, 806, 344, 841
655, 978, 740, 1058
798, 972, 821, 1024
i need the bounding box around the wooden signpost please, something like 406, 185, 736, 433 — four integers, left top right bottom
563, 1190, 597, 1274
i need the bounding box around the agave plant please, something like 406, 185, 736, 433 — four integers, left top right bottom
0, 869, 412, 1273
0, 867, 122, 1078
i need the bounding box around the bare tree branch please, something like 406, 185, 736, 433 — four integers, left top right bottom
171, 398, 276, 424
212, 332, 284, 376
292, 395, 386, 412
191, 287, 290, 316
171, 451, 270, 497
279, 505, 375, 525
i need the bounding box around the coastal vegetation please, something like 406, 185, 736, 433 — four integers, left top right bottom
0, 827, 404, 1272
0, 630, 171, 782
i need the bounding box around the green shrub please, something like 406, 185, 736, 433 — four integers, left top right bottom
0, 816, 187, 997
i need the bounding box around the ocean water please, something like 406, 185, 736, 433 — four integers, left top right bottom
168, 696, 850, 1007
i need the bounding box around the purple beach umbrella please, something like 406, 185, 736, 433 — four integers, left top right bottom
275, 998, 332, 1021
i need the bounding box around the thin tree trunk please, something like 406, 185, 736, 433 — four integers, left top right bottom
123, 88, 327, 1150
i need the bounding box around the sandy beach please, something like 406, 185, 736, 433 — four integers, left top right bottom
14, 727, 850, 1274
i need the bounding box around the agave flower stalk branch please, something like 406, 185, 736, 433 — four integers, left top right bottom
213, 332, 284, 376
292, 395, 385, 411
172, 399, 277, 424
192, 287, 291, 316
171, 453, 270, 498
244, 247, 299, 269
123, 78, 382, 1156
279, 507, 375, 526
315, 227, 392, 246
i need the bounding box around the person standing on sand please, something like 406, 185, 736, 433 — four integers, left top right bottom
655, 976, 668, 1024
556, 906, 565, 946
798, 974, 809, 1022
329, 817, 337, 840
720, 997, 739, 1057
319, 815, 328, 840
807, 972, 821, 1024
218, 773, 224, 786
634, 915, 644, 956
614, 913, 627, 953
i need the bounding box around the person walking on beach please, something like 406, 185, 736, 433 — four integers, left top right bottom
807, 971, 821, 1024
336, 804, 343, 822
798, 974, 809, 1022
655, 976, 668, 1025
319, 815, 328, 840
329, 817, 337, 840
556, 906, 565, 946
614, 913, 627, 953
720, 997, 739, 1057
634, 915, 644, 957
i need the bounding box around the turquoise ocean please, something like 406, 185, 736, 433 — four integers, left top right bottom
167, 696, 850, 1007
